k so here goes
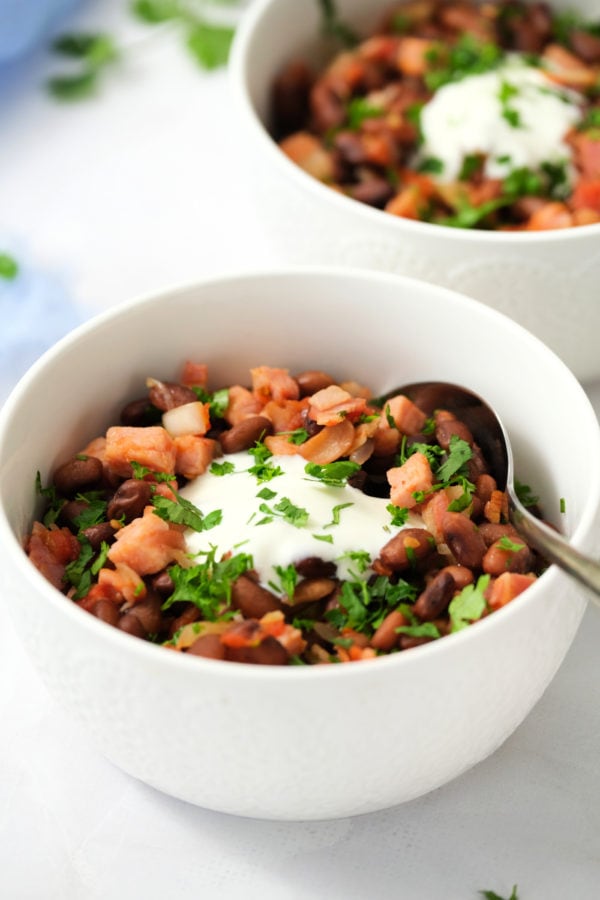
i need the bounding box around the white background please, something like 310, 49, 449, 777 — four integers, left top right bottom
1, 2, 600, 898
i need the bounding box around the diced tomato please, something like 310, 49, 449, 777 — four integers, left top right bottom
570, 178, 600, 213
487, 572, 537, 610
27, 522, 80, 590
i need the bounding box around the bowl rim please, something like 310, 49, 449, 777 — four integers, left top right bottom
229, 0, 600, 246
1, 265, 597, 683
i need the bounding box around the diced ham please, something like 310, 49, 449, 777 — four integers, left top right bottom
224, 385, 264, 425
380, 394, 427, 435
260, 398, 309, 432
173, 435, 217, 479
179, 360, 208, 387
105, 426, 176, 478
525, 202, 574, 230
279, 132, 337, 181
308, 384, 367, 425
387, 452, 433, 508
108, 506, 186, 575
250, 366, 300, 404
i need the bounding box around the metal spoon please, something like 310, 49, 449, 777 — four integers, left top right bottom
389, 381, 600, 600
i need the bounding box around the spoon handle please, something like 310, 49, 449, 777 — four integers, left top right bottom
508, 493, 600, 602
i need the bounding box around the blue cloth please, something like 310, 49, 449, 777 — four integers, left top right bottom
0, 0, 82, 64
0, 255, 84, 405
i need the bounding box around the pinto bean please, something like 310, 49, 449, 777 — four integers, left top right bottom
90, 599, 120, 627
442, 564, 474, 590
118, 613, 146, 638
107, 479, 152, 523
292, 577, 337, 605
378, 527, 435, 571
413, 569, 455, 620
120, 397, 161, 427
225, 635, 289, 665
440, 511, 486, 568
230, 575, 281, 619
295, 556, 337, 578
128, 593, 163, 635
570, 28, 600, 64
219, 416, 274, 454
272, 59, 313, 138
60, 499, 90, 526
483, 537, 534, 576
82, 521, 117, 550
371, 609, 406, 651
169, 603, 201, 637
152, 570, 175, 597
434, 411, 473, 450
148, 380, 197, 411
188, 633, 226, 660
350, 177, 395, 208
295, 370, 335, 397
478, 522, 519, 547
53, 455, 103, 496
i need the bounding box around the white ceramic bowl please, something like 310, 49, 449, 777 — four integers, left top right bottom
230, 0, 600, 383
1, 267, 599, 821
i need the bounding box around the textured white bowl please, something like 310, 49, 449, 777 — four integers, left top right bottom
1, 268, 599, 820
230, 0, 600, 383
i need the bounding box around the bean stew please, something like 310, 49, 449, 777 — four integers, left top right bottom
272, 0, 600, 231
27, 362, 547, 665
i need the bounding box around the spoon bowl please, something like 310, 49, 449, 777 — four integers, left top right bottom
395, 382, 600, 602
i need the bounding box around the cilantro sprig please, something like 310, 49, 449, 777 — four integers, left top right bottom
151, 490, 222, 531
162, 546, 253, 615
47, 32, 119, 101
304, 460, 361, 487
448, 574, 490, 632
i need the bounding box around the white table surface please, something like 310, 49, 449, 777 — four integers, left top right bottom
2, 3, 600, 898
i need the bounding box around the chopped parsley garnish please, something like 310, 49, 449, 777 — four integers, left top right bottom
497, 536, 525, 553
35, 471, 65, 526
64, 537, 95, 598
283, 427, 310, 445
317, 0, 358, 47
191, 385, 230, 419
257, 497, 309, 528
268, 564, 298, 600
151, 490, 222, 532
498, 79, 522, 129
162, 547, 253, 615
346, 97, 384, 130
209, 460, 236, 476
324, 502, 353, 528
417, 156, 444, 175
256, 486, 277, 501
304, 460, 361, 487
515, 480, 539, 508
424, 34, 504, 91
130, 461, 175, 482
338, 549, 371, 573
560, 497, 566, 514
247, 442, 283, 483
327, 573, 417, 635
458, 153, 483, 182
0, 253, 19, 280
313, 533, 334, 543
480, 887, 519, 900
387, 503, 409, 527
449, 574, 490, 632
395, 620, 441, 640
72, 492, 108, 530
47, 32, 119, 101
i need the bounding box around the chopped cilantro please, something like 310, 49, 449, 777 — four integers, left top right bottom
346, 97, 384, 130
437, 435, 472, 482
209, 460, 235, 476
515, 480, 539, 508
560, 497, 566, 514
187, 22, 235, 70
304, 460, 360, 487
337, 549, 371, 573
268, 564, 298, 600
387, 503, 409, 527
0, 253, 19, 280
64, 538, 95, 598
497, 536, 525, 553
162, 547, 253, 615
35, 471, 65, 526
72, 493, 108, 531
480, 887, 519, 900
424, 34, 503, 91
191, 385, 230, 419
317, 0, 358, 47
47, 32, 118, 101
449, 574, 490, 632
324, 502, 353, 528
130, 461, 174, 482
328, 573, 417, 634
256, 486, 277, 501
258, 497, 309, 528
417, 156, 444, 175
395, 621, 441, 639
247, 442, 283, 483
458, 153, 482, 182
283, 427, 309, 445
313, 533, 334, 544
151, 490, 222, 532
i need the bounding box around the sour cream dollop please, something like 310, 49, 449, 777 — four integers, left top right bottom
180, 451, 419, 584
420, 56, 583, 181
